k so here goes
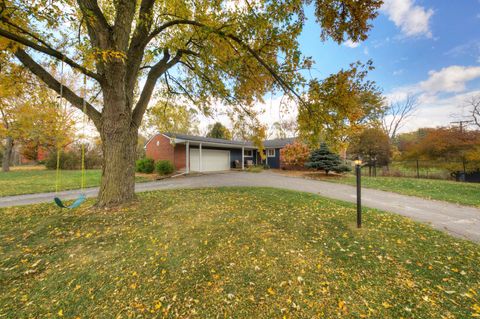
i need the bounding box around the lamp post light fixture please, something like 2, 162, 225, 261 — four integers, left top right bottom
354, 157, 363, 228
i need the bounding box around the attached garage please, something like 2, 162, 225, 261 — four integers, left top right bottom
189, 148, 230, 172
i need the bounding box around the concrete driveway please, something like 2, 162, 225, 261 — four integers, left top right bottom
1, 171, 479, 242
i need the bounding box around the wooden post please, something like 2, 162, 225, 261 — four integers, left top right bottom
416, 159, 420, 179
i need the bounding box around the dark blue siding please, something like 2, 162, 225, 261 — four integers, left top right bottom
255, 148, 282, 168
266, 148, 281, 168
230, 149, 242, 168
231, 149, 258, 167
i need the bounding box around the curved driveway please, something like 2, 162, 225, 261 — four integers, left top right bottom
1, 171, 479, 242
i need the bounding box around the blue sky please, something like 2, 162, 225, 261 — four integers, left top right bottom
300, 1, 480, 91
214, 0, 480, 136
294, 0, 480, 132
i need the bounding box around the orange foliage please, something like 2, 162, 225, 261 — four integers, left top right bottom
280, 141, 310, 169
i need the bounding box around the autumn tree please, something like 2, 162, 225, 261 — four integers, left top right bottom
145, 99, 199, 135
207, 122, 232, 140
348, 127, 391, 166
280, 141, 309, 169
397, 127, 480, 172
0, 56, 29, 171
0, 0, 382, 206
272, 118, 298, 139
298, 61, 384, 154
0, 56, 74, 171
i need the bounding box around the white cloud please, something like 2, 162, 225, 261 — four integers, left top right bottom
386, 64, 480, 132
419, 65, 480, 94
397, 90, 480, 133
343, 39, 360, 48
381, 0, 434, 38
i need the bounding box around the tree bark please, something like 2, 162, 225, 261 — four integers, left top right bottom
97, 122, 138, 207
2, 136, 14, 172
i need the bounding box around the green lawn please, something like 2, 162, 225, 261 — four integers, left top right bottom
1, 187, 479, 318
0, 169, 150, 197
311, 174, 480, 207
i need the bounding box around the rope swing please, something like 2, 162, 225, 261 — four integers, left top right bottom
53, 61, 87, 209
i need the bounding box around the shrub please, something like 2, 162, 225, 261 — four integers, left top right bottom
247, 165, 263, 173
136, 157, 155, 173
155, 160, 174, 175
280, 141, 310, 170
45, 151, 80, 170
45, 145, 103, 170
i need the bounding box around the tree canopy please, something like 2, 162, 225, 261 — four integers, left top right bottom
207, 122, 232, 140
0, 0, 384, 205
0, 57, 76, 171
348, 126, 391, 166
145, 100, 199, 135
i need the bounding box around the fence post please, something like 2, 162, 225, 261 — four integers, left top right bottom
416, 159, 420, 179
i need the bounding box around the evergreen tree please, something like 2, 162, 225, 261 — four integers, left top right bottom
305, 143, 350, 175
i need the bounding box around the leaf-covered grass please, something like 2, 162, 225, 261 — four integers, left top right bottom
1, 187, 479, 318
0, 169, 150, 197
311, 174, 480, 207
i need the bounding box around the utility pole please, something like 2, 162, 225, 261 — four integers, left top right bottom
450, 120, 473, 133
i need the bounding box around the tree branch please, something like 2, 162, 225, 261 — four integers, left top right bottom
14, 48, 102, 129
76, 0, 111, 49
0, 28, 102, 82
147, 19, 304, 104
113, 0, 136, 51
125, 0, 156, 96
131, 49, 183, 127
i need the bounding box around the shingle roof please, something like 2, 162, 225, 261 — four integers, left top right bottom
163, 132, 254, 146
160, 133, 295, 149
263, 137, 296, 148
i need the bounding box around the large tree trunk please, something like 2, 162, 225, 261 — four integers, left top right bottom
96, 84, 138, 207
2, 136, 14, 172
97, 124, 138, 207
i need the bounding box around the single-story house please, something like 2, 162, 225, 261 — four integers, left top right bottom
145, 132, 295, 172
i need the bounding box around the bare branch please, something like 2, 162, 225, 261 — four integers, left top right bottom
466, 95, 480, 129
382, 94, 420, 139
14, 48, 102, 129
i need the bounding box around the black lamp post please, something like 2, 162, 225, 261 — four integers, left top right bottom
354, 157, 363, 228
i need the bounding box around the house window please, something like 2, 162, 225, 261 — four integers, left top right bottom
267, 149, 275, 157
156, 141, 160, 146
244, 149, 253, 157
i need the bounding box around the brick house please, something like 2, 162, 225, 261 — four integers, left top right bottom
145, 133, 295, 172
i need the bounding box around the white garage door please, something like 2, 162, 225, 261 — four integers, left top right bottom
190, 149, 230, 172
